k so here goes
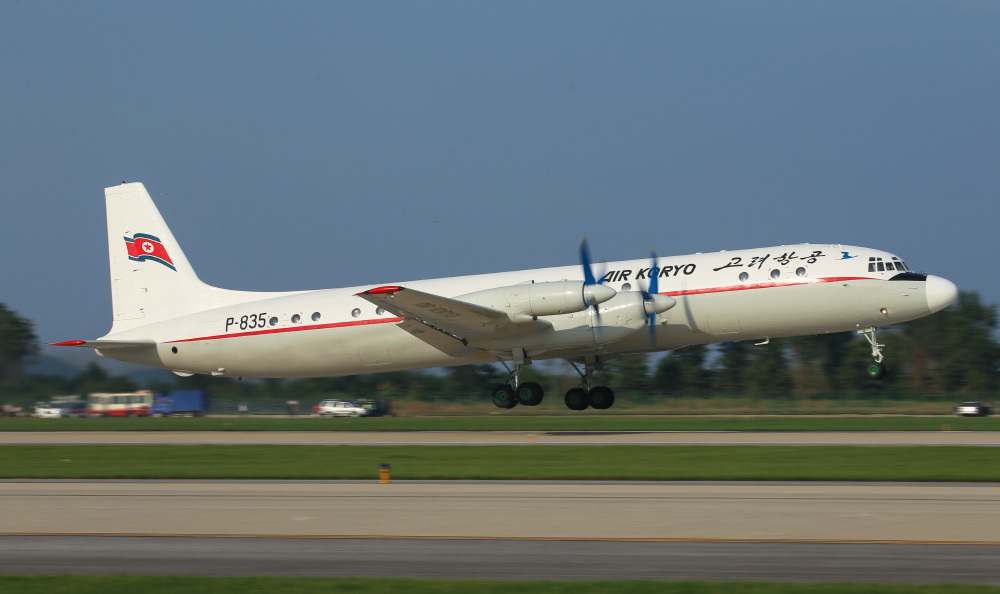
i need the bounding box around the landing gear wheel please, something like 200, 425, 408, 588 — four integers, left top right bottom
564, 388, 590, 411
588, 386, 615, 410
515, 382, 544, 406
491, 384, 518, 409
867, 362, 886, 380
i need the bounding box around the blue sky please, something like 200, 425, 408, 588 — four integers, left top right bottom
2, 1, 998, 372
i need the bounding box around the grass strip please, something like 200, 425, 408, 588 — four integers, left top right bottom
1, 576, 999, 594
1, 445, 999, 481
1, 416, 997, 432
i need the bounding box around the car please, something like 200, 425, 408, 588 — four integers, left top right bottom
954, 401, 993, 417
33, 402, 58, 418
355, 398, 392, 417
60, 400, 89, 418
313, 399, 369, 418
33, 400, 88, 418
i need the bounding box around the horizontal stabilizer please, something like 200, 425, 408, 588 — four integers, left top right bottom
50, 339, 156, 350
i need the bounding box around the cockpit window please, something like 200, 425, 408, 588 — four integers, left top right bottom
869, 257, 911, 273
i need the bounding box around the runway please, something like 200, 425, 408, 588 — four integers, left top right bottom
4, 432, 1000, 583
4, 430, 1000, 446
2, 480, 999, 583
3, 536, 998, 583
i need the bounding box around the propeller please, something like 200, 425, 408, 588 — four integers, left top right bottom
641, 249, 676, 344
579, 237, 615, 313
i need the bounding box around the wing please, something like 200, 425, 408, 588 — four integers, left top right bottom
356, 286, 550, 351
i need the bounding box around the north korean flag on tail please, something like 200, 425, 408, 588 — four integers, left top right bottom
124, 233, 176, 271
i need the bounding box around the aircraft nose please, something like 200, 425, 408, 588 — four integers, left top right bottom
925, 275, 958, 313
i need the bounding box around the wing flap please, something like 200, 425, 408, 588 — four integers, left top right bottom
395, 319, 480, 357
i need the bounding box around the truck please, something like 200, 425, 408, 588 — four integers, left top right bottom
151, 390, 210, 417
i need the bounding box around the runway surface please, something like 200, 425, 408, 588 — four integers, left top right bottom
2, 480, 999, 583
5, 432, 1000, 583
4, 430, 1000, 446
3, 536, 998, 583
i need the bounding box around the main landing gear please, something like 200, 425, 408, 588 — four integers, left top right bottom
490, 381, 544, 409
564, 358, 615, 411
491, 350, 545, 409
859, 327, 887, 380
490, 352, 616, 411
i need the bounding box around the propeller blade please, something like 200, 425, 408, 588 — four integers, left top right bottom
580, 237, 607, 323
647, 249, 660, 344
580, 237, 597, 286
648, 249, 659, 297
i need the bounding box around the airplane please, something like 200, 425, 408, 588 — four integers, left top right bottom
54, 182, 959, 411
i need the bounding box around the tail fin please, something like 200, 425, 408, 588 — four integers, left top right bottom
105, 182, 262, 333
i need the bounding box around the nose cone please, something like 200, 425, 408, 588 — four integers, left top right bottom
925, 275, 958, 313
583, 283, 617, 306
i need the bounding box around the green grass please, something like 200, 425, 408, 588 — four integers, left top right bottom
2, 444, 999, 481
1, 415, 997, 432
1, 576, 998, 594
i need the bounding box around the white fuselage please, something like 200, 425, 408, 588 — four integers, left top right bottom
98, 243, 951, 378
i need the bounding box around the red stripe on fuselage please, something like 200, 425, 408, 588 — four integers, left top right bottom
165, 317, 406, 344
663, 276, 873, 297
163, 276, 879, 344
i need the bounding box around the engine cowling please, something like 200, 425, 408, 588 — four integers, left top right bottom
460, 280, 616, 320
592, 291, 677, 343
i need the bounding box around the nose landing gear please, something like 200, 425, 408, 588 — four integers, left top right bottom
859, 327, 886, 380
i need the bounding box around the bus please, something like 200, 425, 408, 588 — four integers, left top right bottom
88, 390, 154, 417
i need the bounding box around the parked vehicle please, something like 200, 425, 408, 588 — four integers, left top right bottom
151, 390, 209, 416
88, 391, 154, 417
33, 402, 60, 418
954, 402, 993, 417
33, 399, 88, 418
312, 400, 369, 417
59, 400, 88, 418
355, 399, 392, 417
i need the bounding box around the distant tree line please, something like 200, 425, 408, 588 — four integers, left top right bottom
1, 292, 997, 405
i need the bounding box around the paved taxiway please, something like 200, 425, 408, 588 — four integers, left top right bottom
4, 430, 1000, 445
2, 480, 999, 583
